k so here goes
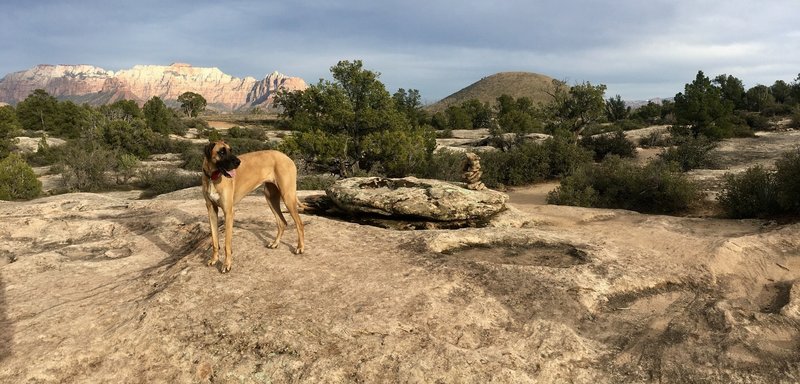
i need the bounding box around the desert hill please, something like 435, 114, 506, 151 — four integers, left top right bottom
427, 72, 557, 112
0, 63, 307, 110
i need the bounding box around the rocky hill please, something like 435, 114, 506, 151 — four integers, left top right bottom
427, 72, 557, 112
0, 63, 307, 110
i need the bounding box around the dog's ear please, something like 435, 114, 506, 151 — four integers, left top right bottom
204, 141, 216, 160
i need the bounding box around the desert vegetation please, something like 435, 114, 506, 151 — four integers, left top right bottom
1, 62, 799, 219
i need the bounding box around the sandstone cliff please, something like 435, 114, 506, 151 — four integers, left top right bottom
0, 63, 307, 110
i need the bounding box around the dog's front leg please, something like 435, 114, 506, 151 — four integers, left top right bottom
221, 203, 235, 273
206, 201, 220, 267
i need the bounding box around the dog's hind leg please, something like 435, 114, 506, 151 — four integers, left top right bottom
263, 183, 288, 249
281, 187, 305, 254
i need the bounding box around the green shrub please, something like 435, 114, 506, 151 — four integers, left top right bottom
717, 166, 780, 218
658, 136, 718, 171
717, 166, 780, 219
479, 142, 550, 188
791, 107, 800, 129
548, 156, 699, 214
743, 112, 771, 131
137, 168, 200, 198
420, 149, 466, 182
297, 174, 338, 190
225, 137, 274, 155
580, 130, 637, 161
57, 143, 117, 192
544, 167, 598, 207
114, 152, 140, 184
25, 136, 66, 166
467, 138, 592, 189
180, 143, 205, 171
717, 150, 800, 218
0, 153, 42, 200
667, 125, 694, 144
775, 149, 800, 213
638, 131, 671, 148
544, 136, 593, 178
361, 127, 436, 177
227, 126, 267, 141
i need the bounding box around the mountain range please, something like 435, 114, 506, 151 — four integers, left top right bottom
0, 63, 307, 111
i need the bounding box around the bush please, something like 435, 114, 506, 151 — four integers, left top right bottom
227, 126, 267, 141
775, 149, 800, 214
180, 143, 205, 171
137, 168, 200, 198
610, 119, 645, 131
543, 167, 598, 207
547, 156, 699, 214
361, 127, 437, 177
297, 174, 338, 190
114, 152, 140, 184
717, 166, 781, 218
638, 131, 671, 148
420, 149, 466, 182
791, 107, 800, 129
580, 130, 637, 161
479, 142, 550, 188
743, 112, 771, 131
225, 137, 274, 155
59, 144, 117, 192
25, 136, 66, 166
658, 135, 718, 171
469, 138, 592, 189
544, 136, 594, 178
0, 153, 42, 200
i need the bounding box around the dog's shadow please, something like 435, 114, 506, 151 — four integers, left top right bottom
229, 219, 301, 254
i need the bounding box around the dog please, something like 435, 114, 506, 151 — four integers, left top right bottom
202, 140, 305, 273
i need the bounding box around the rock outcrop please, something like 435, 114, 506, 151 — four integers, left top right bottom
0, 63, 307, 110
325, 177, 508, 225
1, 189, 799, 383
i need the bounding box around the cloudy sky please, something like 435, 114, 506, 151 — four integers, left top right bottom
1, 0, 798, 103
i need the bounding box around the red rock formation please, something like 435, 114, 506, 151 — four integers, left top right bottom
0, 63, 307, 110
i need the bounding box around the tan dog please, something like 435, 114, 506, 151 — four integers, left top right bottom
202, 140, 305, 273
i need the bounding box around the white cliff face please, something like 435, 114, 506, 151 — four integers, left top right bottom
247, 70, 308, 106
0, 64, 114, 102
0, 63, 307, 110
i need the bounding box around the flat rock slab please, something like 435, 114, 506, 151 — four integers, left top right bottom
325, 176, 508, 221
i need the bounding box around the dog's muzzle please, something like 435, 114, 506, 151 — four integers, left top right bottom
216, 154, 241, 178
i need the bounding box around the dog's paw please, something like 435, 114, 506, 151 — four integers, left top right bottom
206, 258, 218, 267
267, 241, 279, 249
221, 264, 231, 273
294, 247, 304, 255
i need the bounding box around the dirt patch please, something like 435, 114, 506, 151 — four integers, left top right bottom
756, 280, 793, 313
443, 242, 589, 268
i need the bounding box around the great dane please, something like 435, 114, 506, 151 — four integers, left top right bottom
202, 140, 305, 273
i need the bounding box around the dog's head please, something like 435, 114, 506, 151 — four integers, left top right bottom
204, 140, 241, 178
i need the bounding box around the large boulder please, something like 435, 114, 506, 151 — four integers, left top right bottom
325, 177, 508, 224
